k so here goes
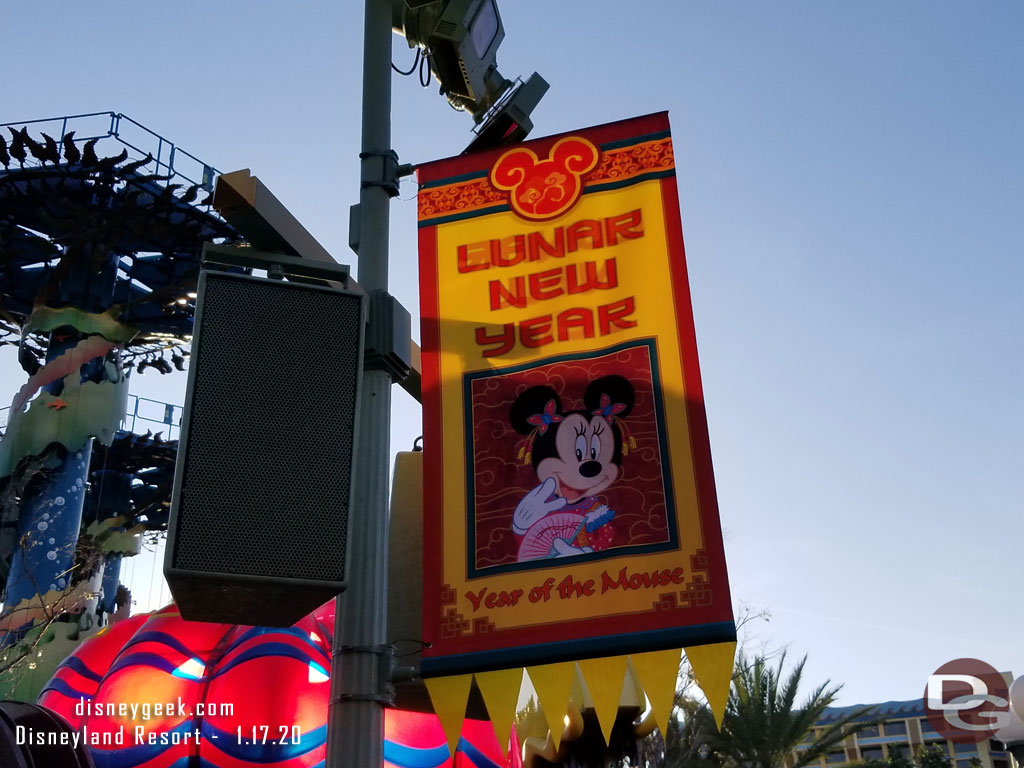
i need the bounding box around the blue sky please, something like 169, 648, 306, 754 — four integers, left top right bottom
2, 1, 1021, 707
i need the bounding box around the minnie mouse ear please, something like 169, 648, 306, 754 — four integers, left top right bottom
584, 375, 634, 418
510, 385, 562, 435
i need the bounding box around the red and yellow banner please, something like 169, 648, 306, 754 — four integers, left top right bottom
417, 112, 734, 678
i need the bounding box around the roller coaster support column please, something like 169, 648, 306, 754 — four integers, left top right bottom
1, 251, 120, 642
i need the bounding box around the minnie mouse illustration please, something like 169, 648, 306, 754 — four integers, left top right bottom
509, 374, 636, 562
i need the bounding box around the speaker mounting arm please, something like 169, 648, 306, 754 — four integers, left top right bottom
201, 243, 352, 287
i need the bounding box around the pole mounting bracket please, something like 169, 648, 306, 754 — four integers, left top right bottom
359, 149, 411, 198
331, 644, 396, 705
364, 290, 412, 381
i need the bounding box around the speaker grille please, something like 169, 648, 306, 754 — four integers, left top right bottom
170, 273, 361, 585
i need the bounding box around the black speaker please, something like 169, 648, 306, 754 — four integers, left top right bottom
165, 270, 364, 626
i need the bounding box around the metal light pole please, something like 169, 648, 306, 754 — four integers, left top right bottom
325, 1, 543, 761
326, 0, 398, 764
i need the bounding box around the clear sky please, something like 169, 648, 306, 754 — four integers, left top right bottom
2, 1, 1021, 708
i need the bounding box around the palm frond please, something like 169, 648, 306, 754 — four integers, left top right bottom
696, 653, 880, 768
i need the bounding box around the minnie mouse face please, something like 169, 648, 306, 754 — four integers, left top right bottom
538, 413, 619, 502
510, 374, 635, 503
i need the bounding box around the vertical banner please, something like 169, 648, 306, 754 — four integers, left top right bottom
417, 112, 735, 678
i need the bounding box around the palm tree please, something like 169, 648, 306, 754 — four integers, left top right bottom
681, 652, 877, 768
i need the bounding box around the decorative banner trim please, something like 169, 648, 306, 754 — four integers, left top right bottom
423, 674, 473, 755
685, 640, 737, 730
418, 134, 674, 226
577, 655, 629, 746
627, 648, 683, 737
475, 667, 525, 757
419, 622, 735, 678
526, 661, 577, 751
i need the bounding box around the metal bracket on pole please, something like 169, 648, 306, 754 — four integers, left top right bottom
332, 644, 396, 705
359, 149, 413, 199
364, 289, 412, 381
349, 204, 362, 255
390, 661, 421, 684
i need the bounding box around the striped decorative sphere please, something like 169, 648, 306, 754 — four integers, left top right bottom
39, 603, 509, 768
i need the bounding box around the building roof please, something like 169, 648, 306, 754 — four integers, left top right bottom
818, 698, 926, 724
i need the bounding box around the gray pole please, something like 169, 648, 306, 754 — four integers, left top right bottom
327, 0, 394, 764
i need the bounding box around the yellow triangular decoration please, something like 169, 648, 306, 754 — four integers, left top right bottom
424, 674, 473, 755
686, 640, 737, 730
475, 668, 524, 757
526, 662, 577, 751
577, 656, 629, 746
628, 648, 682, 736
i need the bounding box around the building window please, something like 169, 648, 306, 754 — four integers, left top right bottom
989, 740, 1007, 755
919, 718, 937, 733
826, 752, 847, 764
994, 760, 1009, 768
956, 760, 975, 768
859, 726, 880, 739
889, 745, 912, 758
861, 748, 884, 761
884, 721, 907, 736
953, 743, 977, 755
